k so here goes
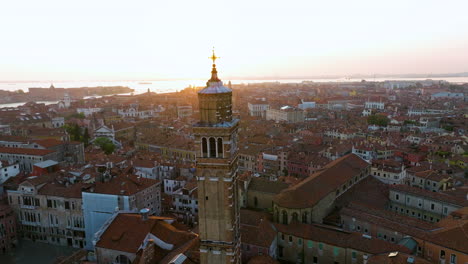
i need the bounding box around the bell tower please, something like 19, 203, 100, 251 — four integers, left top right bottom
194, 50, 241, 264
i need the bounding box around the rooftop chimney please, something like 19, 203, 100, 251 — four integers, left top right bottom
140, 208, 150, 221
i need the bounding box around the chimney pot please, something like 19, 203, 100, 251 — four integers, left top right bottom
140, 208, 150, 221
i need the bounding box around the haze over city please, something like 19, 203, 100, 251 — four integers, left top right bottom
2, 0, 468, 81
0, 1, 467, 264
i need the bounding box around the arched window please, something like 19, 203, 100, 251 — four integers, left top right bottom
254, 197, 258, 207
202, 138, 207, 157
302, 212, 308, 224
440, 250, 445, 259
115, 255, 131, 264
209, 137, 216, 157
292, 212, 299, 222
282, 210, 288, 225
217, 138, 223, 157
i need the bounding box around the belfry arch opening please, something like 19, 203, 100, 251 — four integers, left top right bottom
209, 137, 216, 157
202, 137, 208, 157
217, 138, 223, 157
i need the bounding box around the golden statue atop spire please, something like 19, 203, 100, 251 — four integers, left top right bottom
209, 47, 220, 64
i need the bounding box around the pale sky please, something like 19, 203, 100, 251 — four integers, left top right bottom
1, 0, 468, 81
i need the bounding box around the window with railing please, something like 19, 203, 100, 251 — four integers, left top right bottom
450, 254, 456, 264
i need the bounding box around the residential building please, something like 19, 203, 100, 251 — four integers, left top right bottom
0, 202, 18, 254
431, 92, 464, 100
94, 212, 198, 264
266, 106, 305, 123
388, 184, 468, 223
177, 105, 193, 118
371, 160, 407, 185
248, 100, 270, 118
172, 179, 198, 224
0, 125, 11, 136
132, 159, 157, 179
407, 169, 451, 192
0, 147, 58, 172
0, 161, 20, 185
82, 174, 161, 250
51, 117, 65, 128
76, 107, 103, 117
31, 160, 59, 176
117, 104, 155, 119
275, 222, 411, 264
257, 152, 279, 178
365, 101, 385, 110
240, 210, 277, 263
163, 176, 186, 195
7, 176, 87, 248
298, 100, 316, 110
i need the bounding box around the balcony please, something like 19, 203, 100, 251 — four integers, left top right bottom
21, 220, 41, 226
69, 226, 85, 231
20, 205, 37, 210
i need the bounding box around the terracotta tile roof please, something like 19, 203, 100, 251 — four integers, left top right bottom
38, 182, 89, 199
91, 174, 159, 196
158, 238, 200, 264
275, 222, 411, 255
132, 158, 155, 168
240, 209, 272, 227
248, 177, 289, 194
0, 135, 30, 143
33, 138, 63, 148
183, 179, 198, 192
336, 175, 391, 209
368, 252, 431, 264
340, 203, 436, 239
95, 213, 197, 256
414, 170, 449, 182
389, 184, 468, 207
247, 255, 280, 264
274, 154, 369, 209
0, 146, 55, 156
21, 174, 56, 187
241, 217, 276, 248
427, 220, 468, 253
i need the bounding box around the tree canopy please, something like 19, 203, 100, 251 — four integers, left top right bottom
367, 114, 389, 126
94, 137, 115, 155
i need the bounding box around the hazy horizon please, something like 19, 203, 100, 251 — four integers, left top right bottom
2, 0, 468, 81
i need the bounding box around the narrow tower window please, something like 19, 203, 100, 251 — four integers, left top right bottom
209, 137, 216, 157
217, 138, 223, 157
202, 138, 208, 157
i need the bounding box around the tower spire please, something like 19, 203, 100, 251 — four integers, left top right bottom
209, 47, 219, 64
208, 48, 221, 83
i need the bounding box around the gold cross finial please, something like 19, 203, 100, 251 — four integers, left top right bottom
209, 47, 219, 64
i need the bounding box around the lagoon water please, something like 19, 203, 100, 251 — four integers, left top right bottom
1, 77, 468, 95
1, 77, 467, 108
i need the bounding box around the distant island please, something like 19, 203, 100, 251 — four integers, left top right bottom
0, 85, 134, 104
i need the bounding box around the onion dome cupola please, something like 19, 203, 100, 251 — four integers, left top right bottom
198, 49, 233, 125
